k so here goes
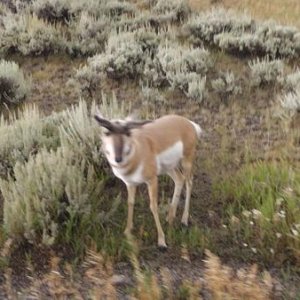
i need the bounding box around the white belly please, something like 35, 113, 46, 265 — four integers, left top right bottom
156, 141, 183, 175
112, 163, 144, 186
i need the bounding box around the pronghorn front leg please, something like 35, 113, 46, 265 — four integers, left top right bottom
124, 185, 136, 236
147, 178, 167, 249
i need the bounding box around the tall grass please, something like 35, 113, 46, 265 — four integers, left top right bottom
214, 161, 300, 266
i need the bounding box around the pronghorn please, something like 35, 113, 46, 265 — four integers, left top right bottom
94, 114, 202, 249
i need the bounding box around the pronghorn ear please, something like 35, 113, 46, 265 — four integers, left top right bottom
125, 110, 139, 122
94, 115, 115, 132
125, 119, 152, 130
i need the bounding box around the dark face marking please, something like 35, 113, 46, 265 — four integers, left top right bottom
112, 134, 124, 163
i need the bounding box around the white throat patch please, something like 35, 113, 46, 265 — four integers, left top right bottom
112, 163, 144, 186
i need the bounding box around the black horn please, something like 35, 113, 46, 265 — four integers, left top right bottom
94, 115, 115, 131
125, 119, 152, 130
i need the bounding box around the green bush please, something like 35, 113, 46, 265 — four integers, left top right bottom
214, 161, 300, 266
0, 59, 31, 104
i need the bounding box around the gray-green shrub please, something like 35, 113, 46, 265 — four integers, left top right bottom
73, 30, 162, 93
104, 0, 136, 18
32, 0, 74, 24
211, 71, 241, 100
284, 69, 300, 92
248, 57, 284, 87
0, 59, 31, 104
183, 8, 253, 46
0, 97, 125, 249
279, 88, 300, 117
0, 13, 64, 55
1, 147, 99, 244
152, 0, 191, 23
0, 106, 61, 178
157, 44, 210, 100
184, 8, 300, 58
67, 12, 109, 56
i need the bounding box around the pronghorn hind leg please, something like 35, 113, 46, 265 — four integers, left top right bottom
181, 159, 193, 226
166, 168, 185, 225
147, 178, 167, 249
124, 185, 137, 236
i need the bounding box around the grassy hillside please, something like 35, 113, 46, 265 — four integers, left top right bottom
0, 0, 300, 298
189, 0, 300, 28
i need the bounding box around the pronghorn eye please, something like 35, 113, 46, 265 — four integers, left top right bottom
124, 145, 131, 156
104, 131, 111, 137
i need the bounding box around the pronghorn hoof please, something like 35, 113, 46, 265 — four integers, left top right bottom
124, 230, 132, 237
158, 245, 168, 252
167, 218, 174, 226
181, 221, 190, 228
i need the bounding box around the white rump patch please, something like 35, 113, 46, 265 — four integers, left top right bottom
189, 121, 203, 138
156, 141, 183, 175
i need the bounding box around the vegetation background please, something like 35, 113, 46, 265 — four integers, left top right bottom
0, 0, 300, 298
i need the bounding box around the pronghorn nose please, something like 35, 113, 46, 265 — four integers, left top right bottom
115, 156, 122, 163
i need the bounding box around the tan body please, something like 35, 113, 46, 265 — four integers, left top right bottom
96, 114, 202, 248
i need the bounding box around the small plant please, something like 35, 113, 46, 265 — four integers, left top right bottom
185, 73, 206, 102
141, 85, 165, 105
279, 88, 300, 117
0, 59, 30, 104
248, 57, 284, 87
284, 69, 300, 92
211, 71, 241, 101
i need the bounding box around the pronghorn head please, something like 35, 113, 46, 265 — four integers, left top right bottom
94, 115, 151, 166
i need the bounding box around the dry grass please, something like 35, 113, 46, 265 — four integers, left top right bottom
204, 250, 273, 300
2, 247, 273, 299
189, 0, 300, 27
